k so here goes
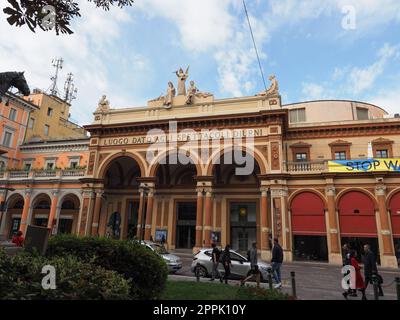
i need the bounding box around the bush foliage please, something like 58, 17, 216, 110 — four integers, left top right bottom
0, 249, 130, 300
46, 234, 168, 299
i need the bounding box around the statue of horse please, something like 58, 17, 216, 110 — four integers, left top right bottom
0, 72, 31, 103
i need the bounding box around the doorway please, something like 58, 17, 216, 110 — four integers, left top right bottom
293, 235, 328, 261
230, 202, 257, 254
341, 237, 380, 264
127, 200, 139, 239
58, 218, 73, 234
8, 218, 20, 238
176, 202, 196, 249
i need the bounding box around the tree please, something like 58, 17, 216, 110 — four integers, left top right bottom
2, 0, 135, 35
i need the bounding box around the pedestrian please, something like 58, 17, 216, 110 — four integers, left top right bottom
210, 243, 222, 282
362, 244, 384, 297
220, 244, 232, 284
342, 243, 357, 297
161, 234, 166, 247
150, 235, 154, 242
271, 238, 283, 289
12, 230, 24, 247
240, 242, 260, 287
343, 250, 367, 300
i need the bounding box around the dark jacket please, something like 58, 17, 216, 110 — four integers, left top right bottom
271, 243, 283, 263
362, 250, 378, 277
221, 250, 231, 266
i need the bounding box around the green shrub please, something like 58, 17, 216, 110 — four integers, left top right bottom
0, 249, 131, 300
46, 234, 168, 299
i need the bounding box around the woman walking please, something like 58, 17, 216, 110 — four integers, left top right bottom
343, 250, 367, 300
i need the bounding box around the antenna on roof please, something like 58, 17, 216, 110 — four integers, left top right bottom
48, 57, 63, 96
64, 72, 78, 104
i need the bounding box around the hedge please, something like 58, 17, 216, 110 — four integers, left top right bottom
0, 249, 131, 300
46, 234, 168, 299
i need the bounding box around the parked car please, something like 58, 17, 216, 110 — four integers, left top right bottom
191, 248, 272, 282
140, 241, 182, 273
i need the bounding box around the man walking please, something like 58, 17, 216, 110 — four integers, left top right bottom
363, 244, 384, 297
210, 243, 222, 283
240, 242, 260, 287
271, 238, 283, 289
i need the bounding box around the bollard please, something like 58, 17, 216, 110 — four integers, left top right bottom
290, 271, 297, 298
268, 270, 273, 290
396, 277, 400, 301
372, 275, 379, 300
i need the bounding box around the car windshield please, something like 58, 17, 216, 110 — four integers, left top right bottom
150, 244, 169, 254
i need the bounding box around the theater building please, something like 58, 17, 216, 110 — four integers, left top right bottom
1, 72, 399, 268
77, 74, 400, 269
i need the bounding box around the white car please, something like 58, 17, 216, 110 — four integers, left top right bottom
140, 241, 182, 273
191, 248, 272, 282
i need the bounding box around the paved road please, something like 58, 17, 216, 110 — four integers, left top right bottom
170, 250, 400, 300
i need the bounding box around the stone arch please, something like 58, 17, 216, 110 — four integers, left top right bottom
31, 192, 52, 208
288, 189, 328, 210
148, 148, 203, 177
336, 188, 378, 210
59, 192, 82, 209
206, 145, 268, 176
98, 151, 146, 179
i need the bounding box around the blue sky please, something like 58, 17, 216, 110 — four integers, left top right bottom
1, 0, 400, 125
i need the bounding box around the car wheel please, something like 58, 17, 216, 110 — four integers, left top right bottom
195, 265, 208, 278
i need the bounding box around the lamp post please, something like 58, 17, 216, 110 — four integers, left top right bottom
139, 184, 149, 242
0, 187, 16, 240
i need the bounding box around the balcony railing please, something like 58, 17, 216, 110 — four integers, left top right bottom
0, 168, 86, 181
285, 161, 328, 173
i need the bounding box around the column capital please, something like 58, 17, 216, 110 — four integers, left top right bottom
375, 184, 386, 196
270, 188, 288, 197
260, 186, 269, 194
325, 185, 336, 197
51, 189, 60, 197
95, 189, 104, 197
24, 189, 32, 197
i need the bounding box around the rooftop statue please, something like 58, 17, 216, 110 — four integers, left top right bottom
257, 74, 279, 97
0, 71, 31, 103
96, 94, 110, 113
175, 66, 189, 96
186, 80, 213, 105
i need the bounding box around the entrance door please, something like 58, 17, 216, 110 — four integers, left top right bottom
58, 219, 73, 234
176, 202, 196, 249
8, 218, 20, 238
127, 200, 139, 239
230, 202, 257, 254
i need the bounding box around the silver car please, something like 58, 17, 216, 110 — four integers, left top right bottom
140, 241, 182, 273
191, 248, 272, 282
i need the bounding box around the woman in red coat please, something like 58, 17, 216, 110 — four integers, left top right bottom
344, 250, 367, 300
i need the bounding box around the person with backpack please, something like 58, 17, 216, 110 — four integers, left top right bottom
210, 243, 222, 282
240, 242, 260, 287
220, 245, 232, 284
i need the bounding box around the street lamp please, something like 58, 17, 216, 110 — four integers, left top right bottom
139, 184, 149, 242
0, 187, 16, 240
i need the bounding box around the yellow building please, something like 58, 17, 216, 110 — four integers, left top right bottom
24, 90, 87, 142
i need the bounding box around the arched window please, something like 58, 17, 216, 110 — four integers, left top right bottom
62, 200, 75, 210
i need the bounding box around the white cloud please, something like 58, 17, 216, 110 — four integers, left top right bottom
0, 1, 142, 125
302, 43, 400, 101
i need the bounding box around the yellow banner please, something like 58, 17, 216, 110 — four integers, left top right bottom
328, 158, 400, 173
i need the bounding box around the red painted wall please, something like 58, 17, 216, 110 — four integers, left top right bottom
291, 192, 326, 235
338, 191, 377, 237
389, 192, 400, 237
